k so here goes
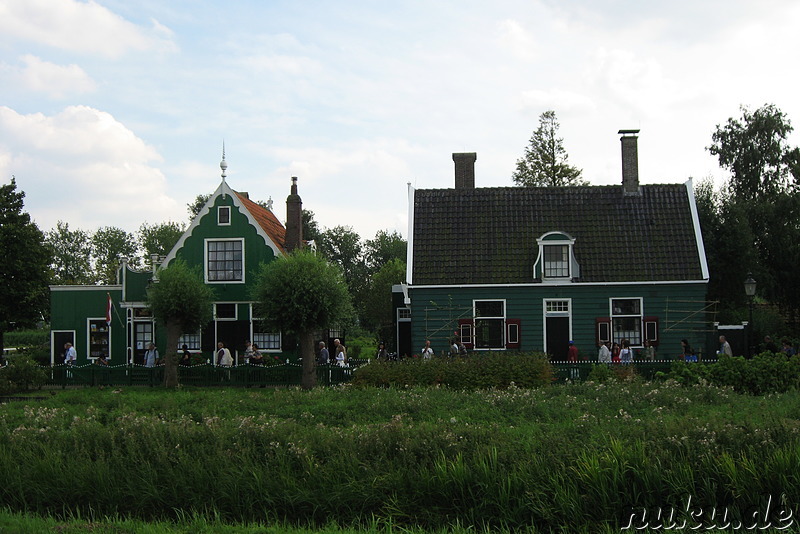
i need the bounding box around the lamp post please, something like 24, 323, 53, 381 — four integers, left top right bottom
744, 273, 756, 358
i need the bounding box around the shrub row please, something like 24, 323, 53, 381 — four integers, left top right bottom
350, 352, 553, 389
663, 352, 800, 394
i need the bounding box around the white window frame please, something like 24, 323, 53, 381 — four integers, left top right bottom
218, 206, 231, 226
253, 332, 282, 353
473, 299, 506, 350
86, 318, 111, 360
178, 331, 201, 351
610, 297, 643, 346
536, 232, 578, 282
205, 238, 245, 284
214, 302, 238, 321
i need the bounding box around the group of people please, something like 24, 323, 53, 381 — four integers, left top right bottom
316, 338, 348, 366
595, 339, 648, 363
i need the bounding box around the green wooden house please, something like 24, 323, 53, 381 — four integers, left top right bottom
49, 159, 304, 365
395, 131, 711, 360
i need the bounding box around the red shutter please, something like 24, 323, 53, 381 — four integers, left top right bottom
596, 317, 611, 345
644, 316, 659, 346
506, 319, 521, 349
458, 319, 474, 349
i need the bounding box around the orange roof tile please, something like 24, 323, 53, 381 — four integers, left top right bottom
235, 192, 286, 254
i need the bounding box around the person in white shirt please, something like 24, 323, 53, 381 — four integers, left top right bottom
144, 343, 159, 367
216, 342, 233, 367
421, 340, 434, 359
598, 341, 611, 363
64, 342, 77, 365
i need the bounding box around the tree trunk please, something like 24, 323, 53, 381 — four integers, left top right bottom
163, 320, 181, 388
299, 330, 317, 390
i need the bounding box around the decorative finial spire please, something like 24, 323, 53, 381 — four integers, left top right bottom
220, 142, 228, 179
266, 196, 274, 211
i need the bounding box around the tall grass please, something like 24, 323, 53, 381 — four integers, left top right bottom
2, 380, 800, 531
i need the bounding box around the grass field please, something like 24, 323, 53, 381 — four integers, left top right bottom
2, 379, 800, 532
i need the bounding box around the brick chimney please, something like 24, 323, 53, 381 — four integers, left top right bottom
619, 130, 641, 195
453, 152, 477, 189
285, 176, 303, 252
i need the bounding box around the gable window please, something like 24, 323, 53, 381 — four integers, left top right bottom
474, 300, 505, 349
218, 206, 231, 225
206, 239, 244, 282
535, 232, 579, 282
611, 298, 643, 345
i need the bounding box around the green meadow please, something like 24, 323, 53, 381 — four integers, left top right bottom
2, 376, 800, 532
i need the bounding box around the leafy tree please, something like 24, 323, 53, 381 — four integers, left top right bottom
318, 225, 366, 295
512, 110, 586, 187
138, 221, 184, 259
44, 221, 94, 285
708, 103, 800, 201
0, 178, 50, 354
187, 193, 211, 220
146, 260, 214, 387
364, 230, 407, 272
706, 104, 800, 317
252, 250, 353, 389
302, 209, 321, 243
92, 226, 138, 284
362, 259, 406, 346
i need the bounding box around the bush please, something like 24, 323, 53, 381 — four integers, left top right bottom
351, 352, 553, 389
663, 352, 800, 394
0, 355, 48, 393
4, 328, 48, 348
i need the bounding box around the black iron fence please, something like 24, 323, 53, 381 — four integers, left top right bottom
42, 361, 368, 388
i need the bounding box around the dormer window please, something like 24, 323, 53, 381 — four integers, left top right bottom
535, 232, 580, 282
218, 206, 231, 226
543, 245, 569, 278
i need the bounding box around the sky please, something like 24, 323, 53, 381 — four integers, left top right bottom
2, 0, 799, 242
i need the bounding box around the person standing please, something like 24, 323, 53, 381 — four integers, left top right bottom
718, 335, 733, 357
376, 342, 389, 360
333, 338, 346, 362
567, 341, 579, 362
144, 343, 159, 368
620, 339, 633, 363
643, 340, 656, 361
179, 344, 192, 366
598, 341, 611, 363
335, 344, 346, 367
64, 342, 77, 365
421, 340, 434, 359
317, 341, 330, 365
216, 342, 233, 367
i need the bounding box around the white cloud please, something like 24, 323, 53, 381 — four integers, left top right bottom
496, 19, 539, 61
0, 55, 95, 98
0, 106, 178, 233
0, 0, 176, 58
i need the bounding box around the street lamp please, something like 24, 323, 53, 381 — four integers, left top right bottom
744, 273, 756, 357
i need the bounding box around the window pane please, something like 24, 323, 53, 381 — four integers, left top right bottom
613, 317, 641, 345
543, 245, 569, 278
475, 301, 504, 317
612, 299, 640, 315
475, 318, 504, 348
207, 240, 243, 281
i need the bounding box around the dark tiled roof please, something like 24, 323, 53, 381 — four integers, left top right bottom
412, 184, 704, 285
236, 192, 286, 253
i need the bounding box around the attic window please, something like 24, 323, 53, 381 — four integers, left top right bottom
535, 232, 580, 282
218, 206, 231, 226
206, 239, 244, 283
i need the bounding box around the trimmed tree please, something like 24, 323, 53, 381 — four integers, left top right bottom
252, 250, 353, 389
146, 259, 214, 387
513, 110, 586, 187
